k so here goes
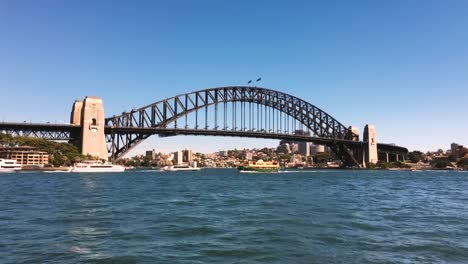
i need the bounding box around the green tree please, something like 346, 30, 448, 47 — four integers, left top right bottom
314, 152, 331, 163
433, 160, 451, 169
457, 158, 468, 169
408, 151, 424, 163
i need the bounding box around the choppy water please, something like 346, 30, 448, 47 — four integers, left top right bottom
1, 169, 468, 263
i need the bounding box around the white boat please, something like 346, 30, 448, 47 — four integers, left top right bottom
162, 162, 201, 172
71, 160, 125, 173
0, 159, 22, 172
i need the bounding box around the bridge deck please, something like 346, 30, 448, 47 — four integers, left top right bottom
105, 126, 364, 146
0, 122, 408, 154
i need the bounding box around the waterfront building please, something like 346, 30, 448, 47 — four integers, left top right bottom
219, 150, 228, 157
0, 146, 49, 166
173, 151, 183, 165
277, 130, 311, 156
183, 148, 193, 162
245, 151, 253, 160
290, 143, 299, 154
451, 143, 466, 159
295, 130, 311, 157
451, 143, 459, 159
173, 148, 193, 165
146, 149, 157, 160
298, 142, 310, 157
311, 144, 326, 156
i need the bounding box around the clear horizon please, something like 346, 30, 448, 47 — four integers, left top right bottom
1, 1, 467, 156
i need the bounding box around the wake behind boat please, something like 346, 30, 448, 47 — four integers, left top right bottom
71, 160, 125, 173
0, 159, 22, 172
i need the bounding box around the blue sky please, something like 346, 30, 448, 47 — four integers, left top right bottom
1, 0, 467, 155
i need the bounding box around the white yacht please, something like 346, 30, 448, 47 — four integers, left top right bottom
162, 162, 201, 172
71, 160, 125, 173
0, 159, 22, 172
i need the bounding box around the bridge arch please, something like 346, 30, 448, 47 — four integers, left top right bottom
105, 86, 358, 159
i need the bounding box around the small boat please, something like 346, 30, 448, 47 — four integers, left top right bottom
71, 160, 125, 173
0, 159, 22, 172
238, 159, 280, 173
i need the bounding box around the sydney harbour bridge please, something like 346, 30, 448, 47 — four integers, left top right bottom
0, 86, 407, 167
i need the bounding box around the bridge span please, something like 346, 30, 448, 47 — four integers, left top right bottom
0, 86, 408, 167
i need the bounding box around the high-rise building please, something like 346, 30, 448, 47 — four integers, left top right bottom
295, 130, 311, 157
277, 130, 312, 156
173, 150, 183, 165
245, 151, 253, 160
183, 148, 193, 162
146, 149, 157, 160
290, 143, 299, 154
298, 142, 310, 157
451, 143, 459, 159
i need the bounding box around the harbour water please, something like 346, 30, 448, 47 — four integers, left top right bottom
1, 169, 468, 263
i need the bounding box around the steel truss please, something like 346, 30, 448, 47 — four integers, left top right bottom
0, 123, 79, 140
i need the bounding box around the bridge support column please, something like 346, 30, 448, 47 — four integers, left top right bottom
70, 96, 108, 161
396, 154, 399, 162
386, 153, 389, 163
364, 124, 378, 166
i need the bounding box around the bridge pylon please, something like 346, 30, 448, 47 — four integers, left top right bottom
364, 124, 378, 166
70, 96, 108, 160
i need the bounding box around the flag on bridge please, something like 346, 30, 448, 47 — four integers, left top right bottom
256, 77, 262, 82
247, 80, 252, 84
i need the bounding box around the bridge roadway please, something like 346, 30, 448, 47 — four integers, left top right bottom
0, 122, 408, 154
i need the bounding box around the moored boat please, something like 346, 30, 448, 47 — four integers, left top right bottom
71, 160, 125, 173
0, 159, 22, 172
238, 159, 280, 173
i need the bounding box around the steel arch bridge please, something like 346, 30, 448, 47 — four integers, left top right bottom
106, 86, 363, 165
0, 86, 408, 167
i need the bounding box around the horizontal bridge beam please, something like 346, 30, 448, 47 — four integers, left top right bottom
0, 122, 80, 131
105, 126, 364, 146
0, 122, 408, 156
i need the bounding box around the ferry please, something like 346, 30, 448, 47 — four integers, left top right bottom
238, 159, 280, 173
0, 159, 22, 172
162, 162, 201, 172
70, 160, 125, 173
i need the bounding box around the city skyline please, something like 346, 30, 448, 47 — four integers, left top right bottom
1, 1, 467, 155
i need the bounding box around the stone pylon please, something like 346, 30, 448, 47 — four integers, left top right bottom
70, 96, 108, 160
364, 124, 378, 165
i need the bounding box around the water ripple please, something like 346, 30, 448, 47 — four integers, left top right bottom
1, 169, 468, 263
